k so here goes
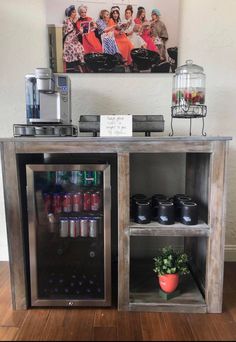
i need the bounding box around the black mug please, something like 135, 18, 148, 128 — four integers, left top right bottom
180, 202, 198, 225
156, 201, 175, 225
131, 194, 146, 219
134, 199, 151, 224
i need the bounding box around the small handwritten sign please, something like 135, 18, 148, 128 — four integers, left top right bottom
100, 115, 133, 137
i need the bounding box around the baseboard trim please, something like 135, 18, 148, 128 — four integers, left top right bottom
225, 245, 236, 262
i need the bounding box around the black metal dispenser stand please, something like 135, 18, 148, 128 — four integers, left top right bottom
169, 104, 207, 136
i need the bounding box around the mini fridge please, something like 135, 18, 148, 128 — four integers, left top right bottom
26, 164, 111, 307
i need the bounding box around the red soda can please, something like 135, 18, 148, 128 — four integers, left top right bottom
72, 192, 83, 212
62, 193, 72, 213
52, 193, 62, 214
91, 191, 101, 211
83, 191, 91, 211
43, 193, 52, 214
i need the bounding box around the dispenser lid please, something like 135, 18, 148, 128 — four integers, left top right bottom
35, 68, 52, 79
175, 60, 204, 75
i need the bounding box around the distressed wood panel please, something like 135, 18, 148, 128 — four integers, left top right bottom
1, 142, 27, 310
206, 141, 229, 313
118, 153, 130, 310
11, 138, 221, 153
129, 221, 210, 237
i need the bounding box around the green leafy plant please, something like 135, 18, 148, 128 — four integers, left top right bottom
153, 246, 190, 276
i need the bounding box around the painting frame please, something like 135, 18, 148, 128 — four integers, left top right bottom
46, 0, 180, 73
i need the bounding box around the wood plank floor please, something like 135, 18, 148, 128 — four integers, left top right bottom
1, 261, 236, 341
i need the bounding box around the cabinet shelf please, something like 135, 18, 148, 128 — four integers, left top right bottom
128, 220, 210, 237
129, 261, 206, 313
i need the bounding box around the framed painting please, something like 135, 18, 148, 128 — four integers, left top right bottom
46, 0, 180, 73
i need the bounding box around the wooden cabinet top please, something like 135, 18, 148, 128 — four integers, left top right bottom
0, 136, 232, 154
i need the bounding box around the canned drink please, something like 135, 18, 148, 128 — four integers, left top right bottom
93, 171, 102, 186
70, 171, 84, 185
89, 219, 97, 238
56, 171, 68, 185
69, 218, 80, 238
43, 193, 52, 214
72, 192, 83, 212
46, 172, 55, 185
52, 193, 62, 214
91, 191, 101, 211
62, 193, 72, 213
83, 191, 91, 211
80, 219, 89, 237
84, 171, 94, 186
59, 218, 69, 238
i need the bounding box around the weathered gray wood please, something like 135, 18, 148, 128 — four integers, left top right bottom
129, 221, 210, 237
0, 137, 230, 313
118, 153, 130, 311
0, 136, 232, 143
185, 153, 210, 296
205, 141, 229, 313
128, 303, 207, 313
186, 153, 210, 223
1, 142, 27, 309
14, 140, 213, 154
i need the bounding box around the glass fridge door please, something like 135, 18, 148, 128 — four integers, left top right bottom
26, 164, 111, 307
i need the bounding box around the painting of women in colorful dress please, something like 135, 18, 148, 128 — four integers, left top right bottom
45, 0, 180, 73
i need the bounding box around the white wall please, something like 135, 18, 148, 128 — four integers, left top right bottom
0, 0, 236, 260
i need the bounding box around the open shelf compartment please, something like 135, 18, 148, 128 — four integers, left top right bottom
130, 153, 210, 228
129, 236, 207, 313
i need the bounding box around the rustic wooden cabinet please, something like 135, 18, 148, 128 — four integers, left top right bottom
0, 136, 231, 313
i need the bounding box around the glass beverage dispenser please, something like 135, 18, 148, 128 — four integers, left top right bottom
170, 60, 207, 136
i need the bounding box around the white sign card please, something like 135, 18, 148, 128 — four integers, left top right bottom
100, 115, 133, 137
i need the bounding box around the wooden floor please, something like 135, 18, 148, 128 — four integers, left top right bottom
1, 262, 236, 341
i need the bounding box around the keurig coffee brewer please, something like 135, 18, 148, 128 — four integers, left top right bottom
14, 68, 77, 136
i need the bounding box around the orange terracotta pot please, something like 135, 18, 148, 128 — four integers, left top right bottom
158, 274, 179, 293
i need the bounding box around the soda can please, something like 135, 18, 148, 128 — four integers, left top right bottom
84, 171, 94, 186
59, 218, 69, 238
62, 193, 72, 213
52, 193, 62, 214
93, 171, 102, 186
46, 172, 55, 185
80, 219, 89, 237
72, 192, 83, 212
69, 218, 80, 238
83, 191, 91, 211
43, 193, 52, 214
89, 219, 97, 238
91, 191, 101, 211
70, 171, 84, 185
56, 171, 66, 185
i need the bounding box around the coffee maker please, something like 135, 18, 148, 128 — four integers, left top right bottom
14, 68, 77, 136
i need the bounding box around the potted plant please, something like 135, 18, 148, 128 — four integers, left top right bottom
153, 246, 190, 293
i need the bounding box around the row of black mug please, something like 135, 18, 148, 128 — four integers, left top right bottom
131, 193, 199, 225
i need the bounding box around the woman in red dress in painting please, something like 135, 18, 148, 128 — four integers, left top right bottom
134, 7, 158, 53
76, 5, 102, 54
108, 6, 134, 65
